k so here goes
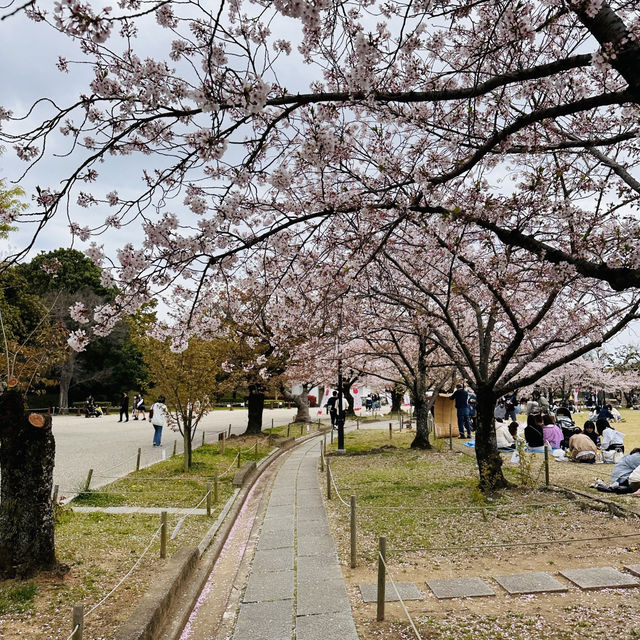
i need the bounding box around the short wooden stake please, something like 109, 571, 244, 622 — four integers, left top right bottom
71, 604, 84, 640
287, 423, 291, 437
400, 414, 403, 430
449, 423, 453, 450
320, 444, 324, 472
160, 511, 168, 558
544, 443, 550, 488
228, 424, 232, 437
356, 418, 359, 430
237, 450, 241, 468
221, 433, 226, 455
206, 483, 212, 517
350, 495, 357, 568
214, 473, 219, 503
202, 431, 205, 446
389, 422, 392, 439
136, 447, 141, 471
52, 484, 59, 505
84, 469, 93, 492
254, 441, 258, 456
326, 459, 331, 500
300, 423, 304, 436
377, 536, 386, 621
173, 440, 177, 457
330, 429, 334, 444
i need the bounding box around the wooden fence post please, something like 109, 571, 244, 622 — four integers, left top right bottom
160, 511, 167, 558
206, 483, 212, 517
136, 448, 141, 471
84, 469, 93, 492
377, 536, 386, 621
71, 604, 84, 640
350, 495, 357, 568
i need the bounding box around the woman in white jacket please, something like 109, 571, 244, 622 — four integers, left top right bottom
151, 396, 168, 447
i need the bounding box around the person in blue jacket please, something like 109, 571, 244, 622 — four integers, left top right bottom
450, 383, 471, 439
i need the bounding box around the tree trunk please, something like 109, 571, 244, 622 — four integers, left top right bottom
282, 384, 312, 423
411, 338, 431, 449
390, 386, 402, 414
246, 383, 265, 435
0, 390, 57, 578
342, 382, 355, 417
410, 393, 432, 449
58, 352, 75, 413
474, 388, 509, 492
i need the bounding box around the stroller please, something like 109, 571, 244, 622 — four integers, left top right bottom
555, 407, 580, 449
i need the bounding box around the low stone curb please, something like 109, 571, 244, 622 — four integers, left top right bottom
114, 430, 325, 640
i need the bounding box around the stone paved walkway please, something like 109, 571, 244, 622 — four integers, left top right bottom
231, 436, 359, 640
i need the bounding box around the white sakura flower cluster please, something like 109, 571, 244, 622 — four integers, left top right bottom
53, 1, 112, 43
221, 361, 234, 373
243, 77, 271, 115
14, 144, 39, 161
184, 193, 208, 215
40, 258, 62, 276
185, 129, 227, 161
273, 39, 292, 55
570, 0, 604, 18
256, 354, 267, 365
85, 242, 105, 267
93, 304, 120, 337
69, 222, 91, 241
77, 192, 97, 207
268, 166, 293, 190
69, 301, 90, 324
300, 126, 337, 167
259, 367, 268, 379
106, 191, 119, 206
117, 244, 148, 281
156, 4, 178, 28
68, 329, 90, 352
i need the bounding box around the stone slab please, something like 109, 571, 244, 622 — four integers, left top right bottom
251, 547, 294, 573
359, 582, 423, 602
257, 529, 294, 551
243, 569, 294, 603
297, 555, 343, 582
261, 516, 295, 534
297, 535, 337, 556
232, 600, 293, 640
426, 577, 495, 599
264, 504, 295, 520
296, 578, 350, 615
297, 518, 330, 535
494, 572, 567, 595
624, 564, 640, 577
559, 567, 640, 590
296, 610, 359, 640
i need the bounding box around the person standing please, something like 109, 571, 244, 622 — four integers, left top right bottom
119, 392, 129, 422
150, 396, 167, 447
136, 393, 147, 421
450, 383, 471, 439
326, 391, 339, 428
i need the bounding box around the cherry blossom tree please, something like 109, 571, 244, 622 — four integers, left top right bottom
1, 1, 640, 327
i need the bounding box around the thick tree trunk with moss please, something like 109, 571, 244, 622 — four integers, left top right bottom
246, 383, 265, 435
0, 390, 57, 578
474, 388, 509, 492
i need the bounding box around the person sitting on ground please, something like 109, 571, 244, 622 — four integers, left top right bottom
598, 419, 625, 453
593, 449, 640, 493
524, 414, 545, 452
495, 420, 515, 450
582, 420, 600, 447
541, 413, 563, 449
508, 421, 520, 445
568, 431, 597, 463
598, 404, 615, 422
611, 405, 624, 422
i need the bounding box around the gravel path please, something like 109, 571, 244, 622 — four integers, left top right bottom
52, 408, 301, 501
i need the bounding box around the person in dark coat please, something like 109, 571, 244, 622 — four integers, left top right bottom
449, 384, 471, 439
119, 392, 129, 422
